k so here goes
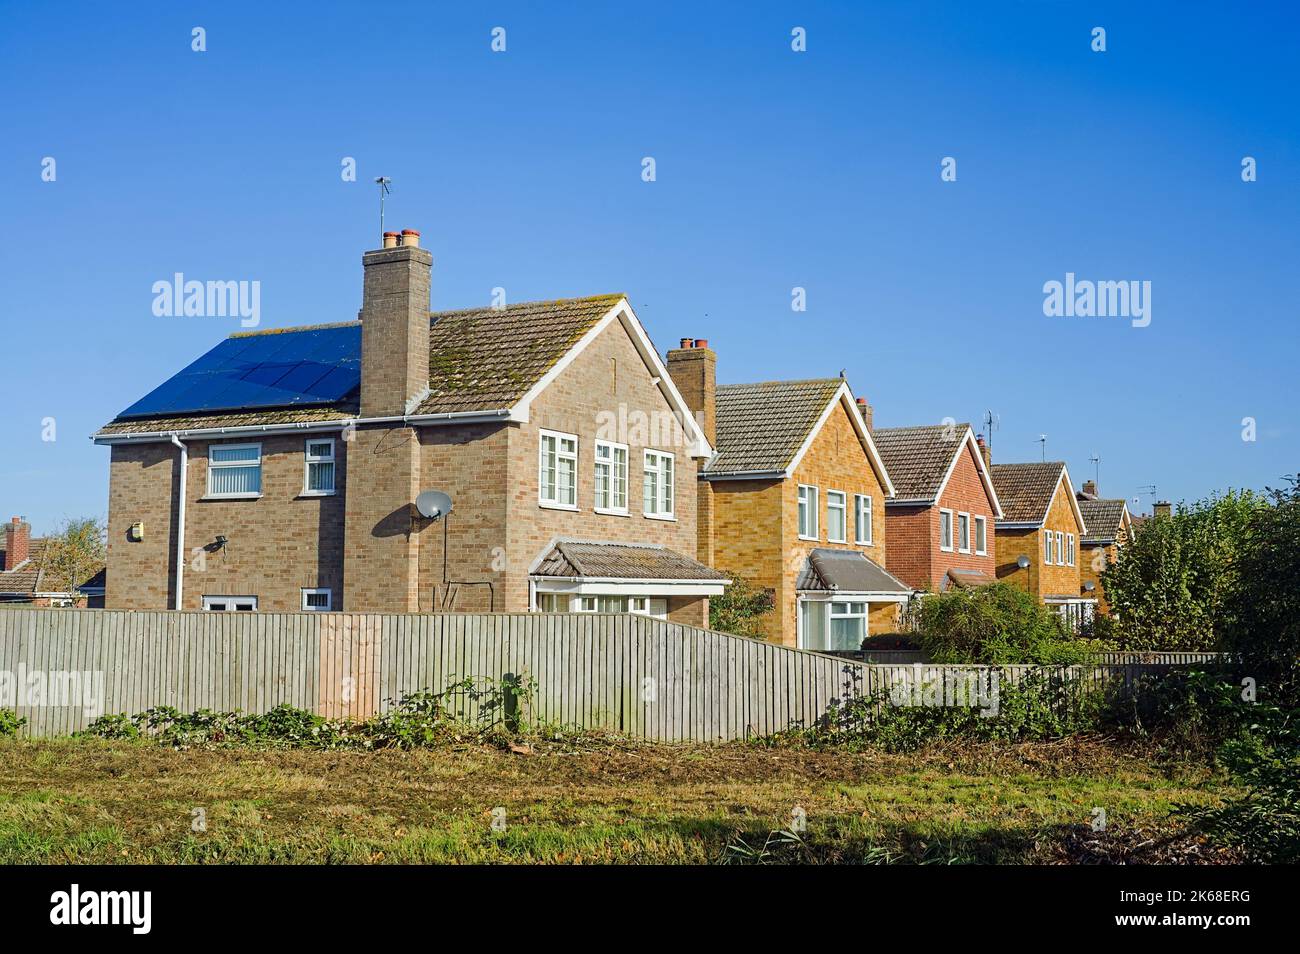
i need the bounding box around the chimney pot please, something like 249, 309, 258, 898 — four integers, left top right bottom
693, 338, 709, 349
679, 338, 694, 349
400, 229, 421, 248
382, 232, 400, 249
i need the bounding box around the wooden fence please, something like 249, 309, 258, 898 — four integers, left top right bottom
0, 608, 1221, 741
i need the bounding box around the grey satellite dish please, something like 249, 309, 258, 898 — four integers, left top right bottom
415, 490, 453, 520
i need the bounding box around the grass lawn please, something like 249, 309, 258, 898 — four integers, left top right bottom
0, 736, 1239, 864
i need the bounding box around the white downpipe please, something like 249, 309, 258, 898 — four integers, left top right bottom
170, 435, 188, 611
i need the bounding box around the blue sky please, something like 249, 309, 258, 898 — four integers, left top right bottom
2, 1, 1297, 534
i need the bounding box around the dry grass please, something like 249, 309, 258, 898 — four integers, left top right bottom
0, 736, 1238, 864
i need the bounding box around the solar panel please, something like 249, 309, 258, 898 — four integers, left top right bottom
117, 324, 362, 419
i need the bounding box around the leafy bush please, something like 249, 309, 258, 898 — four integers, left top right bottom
710, 573, 775, 639
913, 582, 1099, 665
1219, 477, 1300, 708
1178, 707, 1300, 863
78, 677, 534, 750
0, 708, 25, 738
787, 668, 1103, 753
1100, 667, 1252, 752
1101, 490, 1260, 651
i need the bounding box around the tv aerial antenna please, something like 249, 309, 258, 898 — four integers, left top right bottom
981, 410, 1000, 454
1089, 454, 1101, 487
374, 176, 393, 242
1037, 434, 1048, 462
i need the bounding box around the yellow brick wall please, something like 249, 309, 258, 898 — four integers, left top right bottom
995, 478, 1085, 603
708, 395, 892, 647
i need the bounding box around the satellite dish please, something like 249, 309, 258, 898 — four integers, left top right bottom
415, 490, 453, 520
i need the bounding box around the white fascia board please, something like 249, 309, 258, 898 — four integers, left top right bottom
508, 298, 715, 459
930, 427, 1005, 519
796, 590, 913, 603
1057, 468, 1088, 536
532, 578, 729, 596
785, 382, 897, 497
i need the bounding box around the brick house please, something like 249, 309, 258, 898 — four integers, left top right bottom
94, 231, 726, 621
0, 516, 106, 607
871, 424, 1004, 592
1075, 480, 1132, 615
989, 460, 1096, 628
666, 342, 910, 649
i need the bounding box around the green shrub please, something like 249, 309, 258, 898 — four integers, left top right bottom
78, 676, 534, 750
0, 708, 25, 738
710, 573, 775, 639
1178, 707, 1300, 863
913, 582, 1099, 665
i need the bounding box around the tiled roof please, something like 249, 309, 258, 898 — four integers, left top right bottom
97, 295, 624, 436
532, 541, 729, 581
944, 568, 997, 590
97, 405, 356, 435
990, 462, 1067, 524
0, 540, 104, 597
1079, 498, 1128, 544
704, 378, 845, 476
872, 424, 972, 501
795, 548, 912, 595
413, 295, 625, 414
0, 539, 47, 594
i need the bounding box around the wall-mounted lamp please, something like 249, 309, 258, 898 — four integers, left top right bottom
1016, 554, 1030, 570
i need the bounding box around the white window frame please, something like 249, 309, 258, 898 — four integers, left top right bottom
974, 515, 987, 555
826, 490, 848, 543
202, 595, 258, 611
939, 508, 954, 552
1056, 531, 1065, 566
957, 511, 971, 553
797, 485, 819, 540
828, 600, 869, 651
302, 438, 336, 496
301, 588, 332, 611
642, 449, 675, 519
854, 494, 873, 545
1067, 533, 1076, 566
1045, 530, 1054, 564
593, 440, 629, 515
538, 429, 579, 510
206, 442, 263, 499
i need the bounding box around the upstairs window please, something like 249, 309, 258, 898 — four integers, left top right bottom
798, 485, 819, 539
974, 515, 987, 555
208, 443, 262, 497
854, 494, 873, 545
1056, 531, 1065, 566
958, 512, 971, 553
1067, 533, 1076, 566
939, 509, 954, 551
303, 439, 335, 495
643, 450, 675, 518
826, 491, 847, 543
539, 430, 578, 508
594, 440, 629, 513
1044, 531, 1054, 564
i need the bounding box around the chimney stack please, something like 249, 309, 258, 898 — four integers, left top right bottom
855, 397, 873, 431
359, 229, 433, 416
1082, 479, 1097, 497
976, 434, 991, 469
3, 516, 31, 570
665, 338, 716, 446
1153, 500, 1172, 519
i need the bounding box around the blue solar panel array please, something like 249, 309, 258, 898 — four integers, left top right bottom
117, 324, 362, 419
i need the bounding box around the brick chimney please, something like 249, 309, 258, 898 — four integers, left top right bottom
976, 434, 991, 469
1082, 479, 1097, 497
1153, 500, 1172, 519
855, 396, 873, 431
665, 338, 716, 446
359, 229, 433, 417
3, 516, 31, 570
